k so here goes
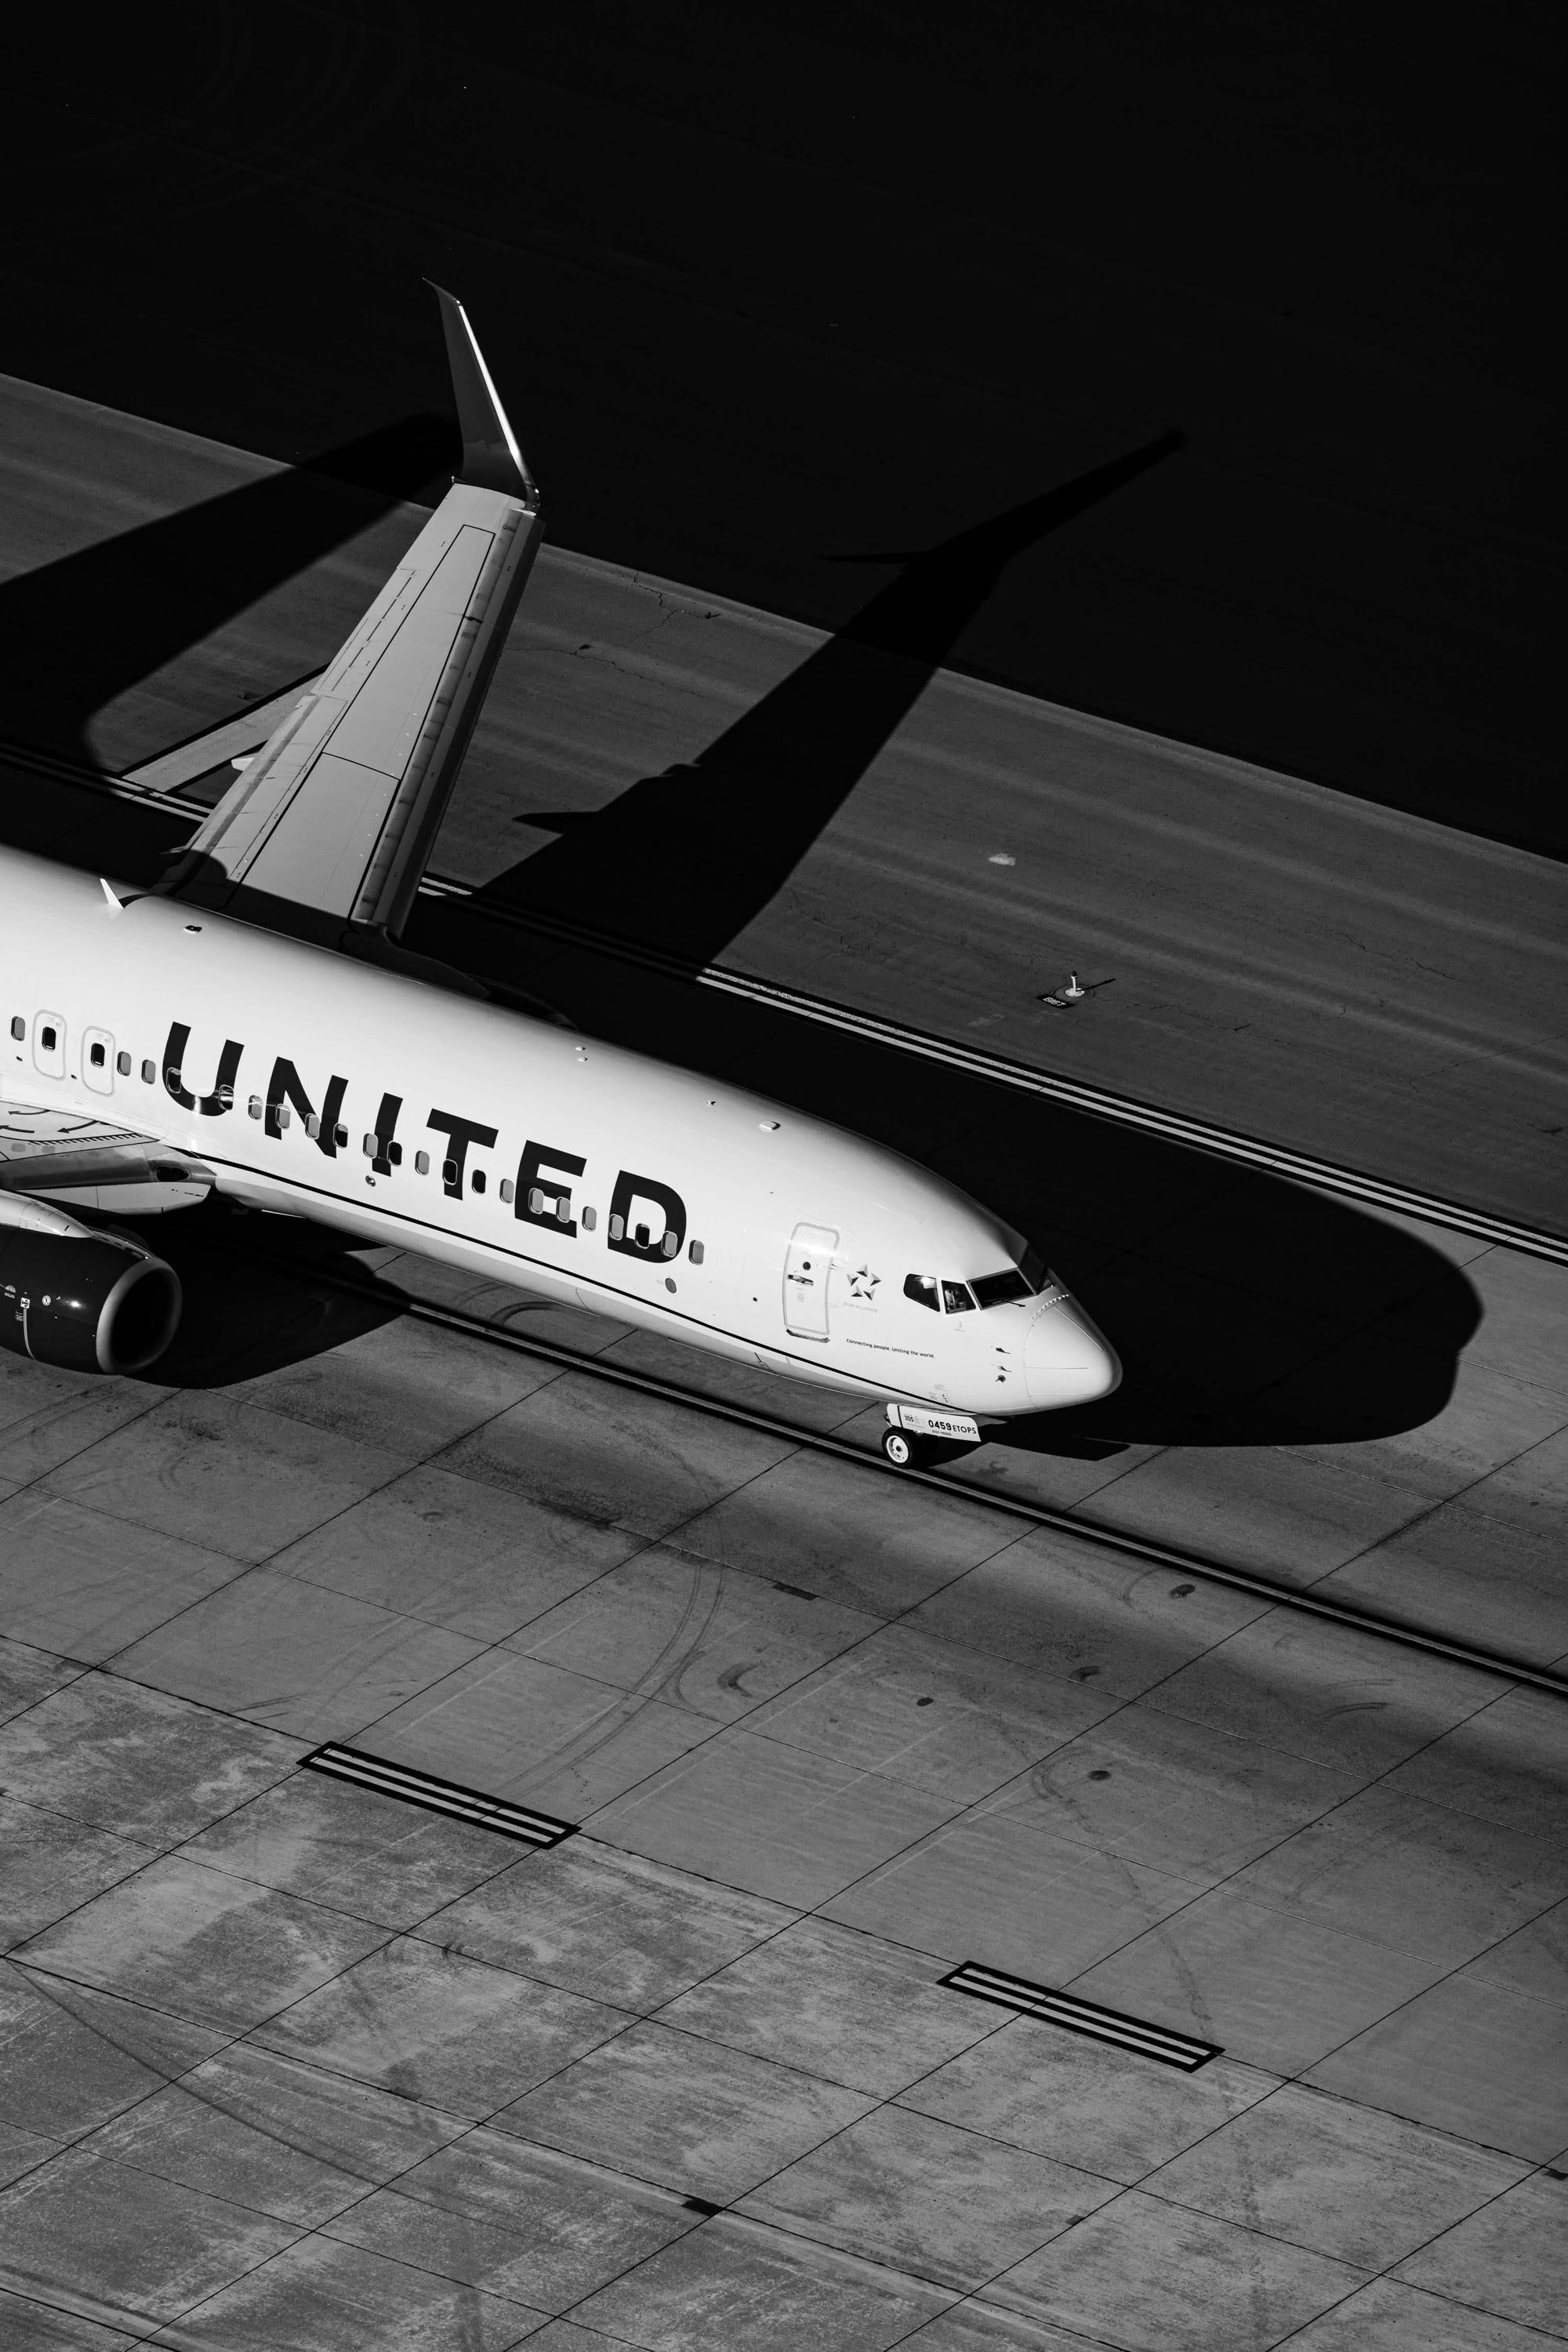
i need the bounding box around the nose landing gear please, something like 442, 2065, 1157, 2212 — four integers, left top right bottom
880, 1402, 982, 1470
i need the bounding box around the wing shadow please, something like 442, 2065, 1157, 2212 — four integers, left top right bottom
474, 431, 1185, 968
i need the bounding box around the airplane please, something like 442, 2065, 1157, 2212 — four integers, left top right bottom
0, 289, 1120, 1469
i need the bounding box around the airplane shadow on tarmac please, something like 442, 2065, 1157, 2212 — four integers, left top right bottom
964, 1142, 1484, 1458
0, 416, 450, 771
2, 429, 1481, 1439
115, 1139, 1481, 1453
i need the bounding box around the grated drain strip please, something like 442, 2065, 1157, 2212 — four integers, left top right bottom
300, 1743, 576, 1848
943, 1962, 1221, 2070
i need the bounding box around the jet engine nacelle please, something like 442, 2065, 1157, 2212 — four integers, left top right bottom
0, 1192, 182, 1374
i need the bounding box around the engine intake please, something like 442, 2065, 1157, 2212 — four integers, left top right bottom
0, 1196, 182, 1374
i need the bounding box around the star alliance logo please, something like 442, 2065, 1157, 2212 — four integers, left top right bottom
848, 1265, 880, 1301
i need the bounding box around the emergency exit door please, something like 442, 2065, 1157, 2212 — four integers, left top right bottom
783, 1223, 838, 1340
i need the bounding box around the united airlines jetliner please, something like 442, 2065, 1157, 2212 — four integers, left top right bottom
0, 291, 1119, 1466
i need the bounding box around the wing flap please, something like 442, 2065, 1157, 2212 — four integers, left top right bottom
0, 1102, 159, 1157
0, 1102, 212, 1211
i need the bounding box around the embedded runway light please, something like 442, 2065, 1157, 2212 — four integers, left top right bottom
989, 852, 1016, 866
760, 1119, 780, 1131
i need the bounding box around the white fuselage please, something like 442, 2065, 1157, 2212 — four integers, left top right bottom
2, 854, 1119, 1416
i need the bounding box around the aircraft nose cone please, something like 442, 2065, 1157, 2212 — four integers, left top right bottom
1023, 1294, 1121, 1407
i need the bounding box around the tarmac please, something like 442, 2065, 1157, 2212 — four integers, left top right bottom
1, 379, 1564, 2350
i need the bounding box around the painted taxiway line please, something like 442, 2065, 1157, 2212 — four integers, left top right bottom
416, 875, 1568, 1269
251, 1246, 1568, 1700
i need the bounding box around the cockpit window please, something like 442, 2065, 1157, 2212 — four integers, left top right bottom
971, 1268, 1033, 1308
941, 1281, 976, 1312
970, 1249, 1047, 1308
904, 1273, 940, 1312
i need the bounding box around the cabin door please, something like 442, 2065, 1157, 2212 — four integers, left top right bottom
783, 1223, 837, 1341
82, 1028, 116, 1095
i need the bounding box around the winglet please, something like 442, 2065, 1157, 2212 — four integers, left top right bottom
426, 283, 538, 506
100, 877, 125, 915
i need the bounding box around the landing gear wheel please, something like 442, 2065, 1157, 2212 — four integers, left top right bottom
882, 1426, 927, 1469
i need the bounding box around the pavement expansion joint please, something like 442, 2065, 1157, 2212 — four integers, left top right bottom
299, 1741, 578, 1847
942, 1963, 1223, 2070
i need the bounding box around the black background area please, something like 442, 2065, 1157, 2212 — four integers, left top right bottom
2, 2, 1561, 854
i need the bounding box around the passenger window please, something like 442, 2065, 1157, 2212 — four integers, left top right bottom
942, 1281, 976, 1313
689, 1240, 704, 1265
42, 1026, 56, 1051
141, 1059, 156, 1083
8, 1017, 21, 1042
442, 1158, 458, 1186
416, 1150, 430, 1175
905, 1274, 940, 1312
89, 1042, 106, 1068
582, 1207, 598, 1231
116, 1051, 132, 1076
500, 1178, 515, 1204
472, 1169, 486, 1194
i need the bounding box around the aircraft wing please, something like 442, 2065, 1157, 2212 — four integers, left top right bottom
0, 1102, 212, 1211
163, 287, 543, 939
